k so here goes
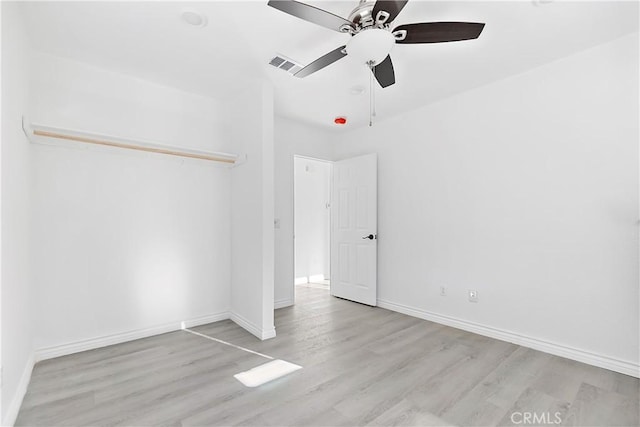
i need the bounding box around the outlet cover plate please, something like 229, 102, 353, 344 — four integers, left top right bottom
468, 290, 478, 302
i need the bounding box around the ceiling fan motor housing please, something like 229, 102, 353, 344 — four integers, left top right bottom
348, 1, 376, 29
344, 0, 391, 32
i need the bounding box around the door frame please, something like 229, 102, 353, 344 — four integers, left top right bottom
292, 155, 333, 302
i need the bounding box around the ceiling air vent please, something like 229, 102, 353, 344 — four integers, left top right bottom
268, 54, 302, 75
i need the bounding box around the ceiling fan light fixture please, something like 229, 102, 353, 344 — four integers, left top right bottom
346, 28, 394, 65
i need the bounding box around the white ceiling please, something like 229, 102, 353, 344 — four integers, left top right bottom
19, 1, 639, 131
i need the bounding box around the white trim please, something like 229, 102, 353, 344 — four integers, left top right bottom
180, 312, 229, 329
261, 327, 276, 340
293, 154, 333, 164
2, 354, 34, 427
274, 298, 293, 309
34, 311, 229, 362
377, 299, 640, 378
231, 312, 276, 341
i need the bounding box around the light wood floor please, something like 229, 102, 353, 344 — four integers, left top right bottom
17, 287, 639, 426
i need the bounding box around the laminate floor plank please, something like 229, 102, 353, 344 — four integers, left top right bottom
562, 383, 640, 427
407, 339, 518, 416
333, 342, 474, 424
436, 347, 549, 426
367, 398, 454, 427
182, 348, 386, 427
16, 286, 639, 427
22, 335, 230, 410
497, 387, 571, 426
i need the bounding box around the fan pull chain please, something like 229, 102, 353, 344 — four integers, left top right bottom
369, 63, 374, 127
368, 61, 375, 127
372, 64, 377, 119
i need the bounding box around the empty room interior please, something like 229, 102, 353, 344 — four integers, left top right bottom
1, 1, 638, 426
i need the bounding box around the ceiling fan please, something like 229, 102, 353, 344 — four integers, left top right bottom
268, 0, 485, 88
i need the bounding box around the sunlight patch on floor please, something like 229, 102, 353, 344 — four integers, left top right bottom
234, 360, 303, 387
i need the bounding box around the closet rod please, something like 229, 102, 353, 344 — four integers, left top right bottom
32, 129, 237, 164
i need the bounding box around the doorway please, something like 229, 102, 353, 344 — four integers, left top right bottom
293, 156, 332, 299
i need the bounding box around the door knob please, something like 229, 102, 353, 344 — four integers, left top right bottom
362, 234, 376, 240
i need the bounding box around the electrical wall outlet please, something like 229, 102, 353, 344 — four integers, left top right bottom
468, 289, 479, 302
440, 286, 447, 296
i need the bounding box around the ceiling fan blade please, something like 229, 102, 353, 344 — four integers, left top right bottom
294, 46, 347, 78
371, 0, 409, 25
372, 55, 395, 88
393, 22, 485, 44
267, 0, 354, 33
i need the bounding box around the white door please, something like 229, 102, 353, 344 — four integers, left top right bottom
330, 153, 377, 306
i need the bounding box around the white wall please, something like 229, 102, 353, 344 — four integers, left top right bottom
29, 53, 232, 153
29, 53, 232, 351
1, 3, 34, 424
333, 33, 639, 374
294, 157, 331, 283
229, 81, 275, 339
274, 118, 334, 308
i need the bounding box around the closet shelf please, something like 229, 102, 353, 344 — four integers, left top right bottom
22, 117, 244, 166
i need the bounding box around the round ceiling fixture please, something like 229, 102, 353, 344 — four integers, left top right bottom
334, 117, 347, 125
345, 28, 395, 66
181, 9, 208, 27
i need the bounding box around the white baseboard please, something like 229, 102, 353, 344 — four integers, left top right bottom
274, 298, 293, 309
377, 299, 640, 378
295, 274, 327, 285
230, 312, 276, 340
261, 327, 276, 340
2, 354, 35, 427
181, 312, 230, 329
34, 311, 230, 362
308, 274, 326, 283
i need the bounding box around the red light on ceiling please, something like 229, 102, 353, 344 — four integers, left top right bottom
334, 117, 347, 125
